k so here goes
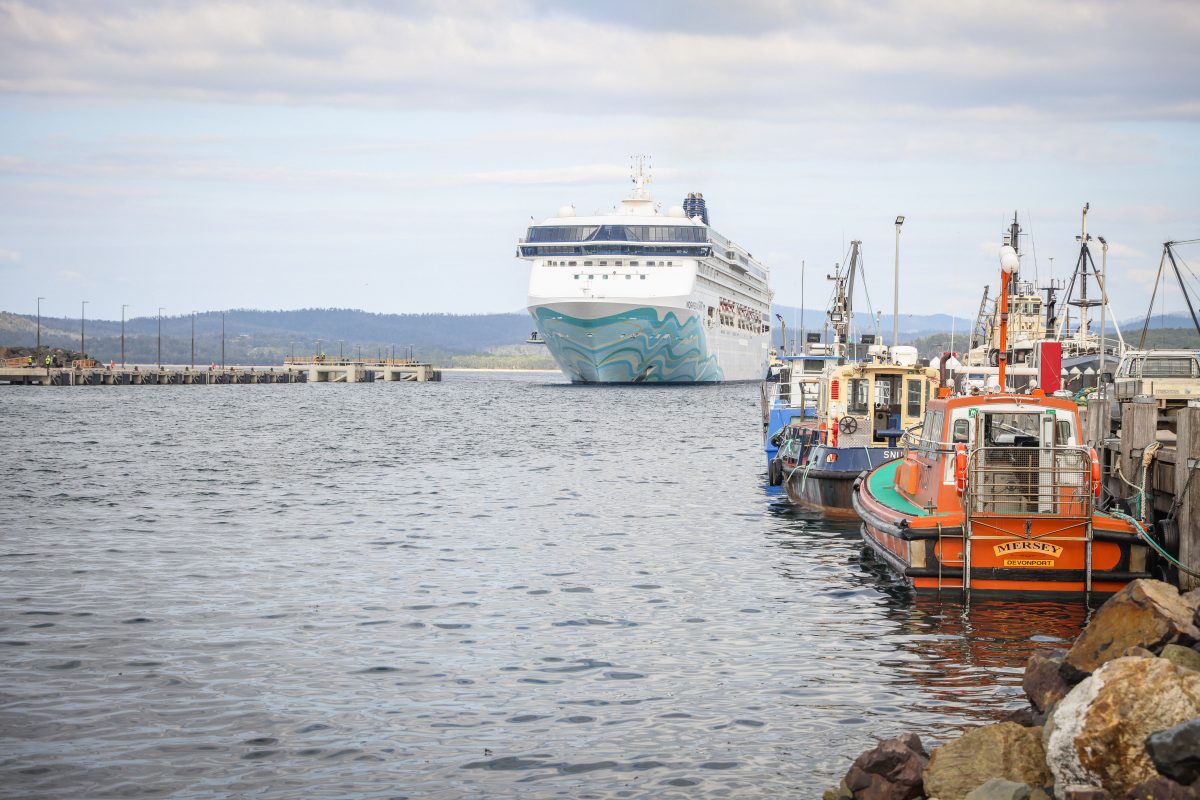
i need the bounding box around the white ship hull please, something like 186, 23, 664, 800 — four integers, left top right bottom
529, 299, 769, 383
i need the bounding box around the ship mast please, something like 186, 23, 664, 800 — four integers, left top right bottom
998, 245, 1019, 391
826, 240, 861, 360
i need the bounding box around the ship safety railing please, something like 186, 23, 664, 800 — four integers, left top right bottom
965, 446, 1093, 518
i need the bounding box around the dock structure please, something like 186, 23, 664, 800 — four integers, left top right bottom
1085, 396, 1200, 590
283, 357, 440, 383
0, 358, 440, 386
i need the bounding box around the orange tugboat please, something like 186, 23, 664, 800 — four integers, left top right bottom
852, 242, 1150, 595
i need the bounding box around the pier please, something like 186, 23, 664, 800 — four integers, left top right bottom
0, 357, 440, 385
1084, 396, 1200, 590
283, 356, 441, 382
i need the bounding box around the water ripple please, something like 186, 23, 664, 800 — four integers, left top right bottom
0, 373, 1091, 798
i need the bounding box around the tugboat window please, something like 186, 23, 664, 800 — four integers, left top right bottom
848, 379, 869, 415
906, 379, 922, 417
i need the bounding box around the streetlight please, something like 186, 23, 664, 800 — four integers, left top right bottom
893, 215, 905, 353
221, 312, 225, 369
36, 296, 44, 352
316, 338, 322, 358
338, 340, 344, 360
121, 304, 129, 367
190, 310, 196, 369
157, 308, 164, 368
80, 300, 88, 359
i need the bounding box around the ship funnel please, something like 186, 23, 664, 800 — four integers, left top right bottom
682, 192, 709, 225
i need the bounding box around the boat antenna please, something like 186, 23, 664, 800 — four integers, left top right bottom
998, 244, 1019, 391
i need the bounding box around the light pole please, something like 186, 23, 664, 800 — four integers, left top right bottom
157, 307, 164, 368
121, 304, 129, 366
190, 311, 196, 369
338, 340, 344, 360
1098, 237, 1109, 379
221, 312, 225, 369
37, 296, 44, 351
316, 338, 322, 358
893, 215, 905, 353
80, 300, 88, 359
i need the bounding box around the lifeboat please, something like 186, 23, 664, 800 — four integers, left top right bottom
851, 243, 1149, 595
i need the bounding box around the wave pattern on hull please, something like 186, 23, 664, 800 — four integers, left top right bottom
533, 306, 724, 383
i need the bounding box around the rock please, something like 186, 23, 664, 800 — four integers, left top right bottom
1121, 646, 1157, 659
1024, 648, 1071, 712
965, 777, 1032, 800
823, 779, 853, 800
1161, 643, 1200, 673
1119, 776, 1200, 799
923, 723, 1051, 800
1001, 706, 1037, 727
842, 733, 927, 800
1044, 656, 1200, 797
1146, 718, 1200, 785
1064, 580, 1200, 678
1061, 788, 1111, 800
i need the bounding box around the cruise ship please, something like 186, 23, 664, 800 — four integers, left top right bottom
518, 159, 772, 383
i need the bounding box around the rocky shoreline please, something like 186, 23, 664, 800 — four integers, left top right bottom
825, 580, 1200, 800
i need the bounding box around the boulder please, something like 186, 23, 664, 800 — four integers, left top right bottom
822, 778, 853, 800
1024, 648, 1071, 712
1161, 643, 1200, 673
1121, 646, 1157, 659
923, 723, 1051, 800
1064, 580, 1200, 678
1146, 718, 1200, 785
1044, 656, 1200, 797
1119, 776, 1200, 799
965, 777, 1032, 800
1061, 788, 1111, 800
842, 732, 927, 800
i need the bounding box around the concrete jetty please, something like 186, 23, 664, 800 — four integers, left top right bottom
0, 357, 440, 386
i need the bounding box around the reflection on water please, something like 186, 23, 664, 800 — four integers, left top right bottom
0, 373, 1091, 798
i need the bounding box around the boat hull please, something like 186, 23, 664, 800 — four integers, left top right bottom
784, 445, 905, 518
531, 303, 762, 383
852, 466, 1151, 595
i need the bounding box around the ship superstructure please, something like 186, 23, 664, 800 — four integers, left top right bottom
519, 158, 771, 383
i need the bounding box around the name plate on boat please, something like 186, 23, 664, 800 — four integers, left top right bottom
993, 541, 1064, 558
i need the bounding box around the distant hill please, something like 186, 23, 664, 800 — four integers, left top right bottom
2, 304, 1196, 366
0, 308, 547, 366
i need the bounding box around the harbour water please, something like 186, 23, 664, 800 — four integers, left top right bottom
0, 372, 1091, 798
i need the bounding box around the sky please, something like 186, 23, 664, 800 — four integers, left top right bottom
2, 0, 1199, 323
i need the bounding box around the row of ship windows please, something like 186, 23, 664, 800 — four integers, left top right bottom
573, 274, 648, 280
712, 299, 768, 333
695, 274, 762, 310
697, 265, 764, 306
547, 259, 675, 268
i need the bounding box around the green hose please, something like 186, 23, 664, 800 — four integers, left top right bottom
1103, 508, 1200, 580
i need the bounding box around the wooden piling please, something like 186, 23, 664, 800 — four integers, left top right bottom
1174, 405, 1200, 590
1119, 400, 1159, 490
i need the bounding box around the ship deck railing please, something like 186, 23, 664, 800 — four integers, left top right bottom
966, 446, 1093, 518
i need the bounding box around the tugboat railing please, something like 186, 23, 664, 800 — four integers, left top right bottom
965, 446, 1093, 518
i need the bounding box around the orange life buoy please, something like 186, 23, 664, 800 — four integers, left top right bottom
955, 443, 968, 496
1090, 447, 1101, 498
830, 417, 839, 449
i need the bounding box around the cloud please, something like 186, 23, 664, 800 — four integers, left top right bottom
0, 247, 19, 263
2, 0, 1198, 124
